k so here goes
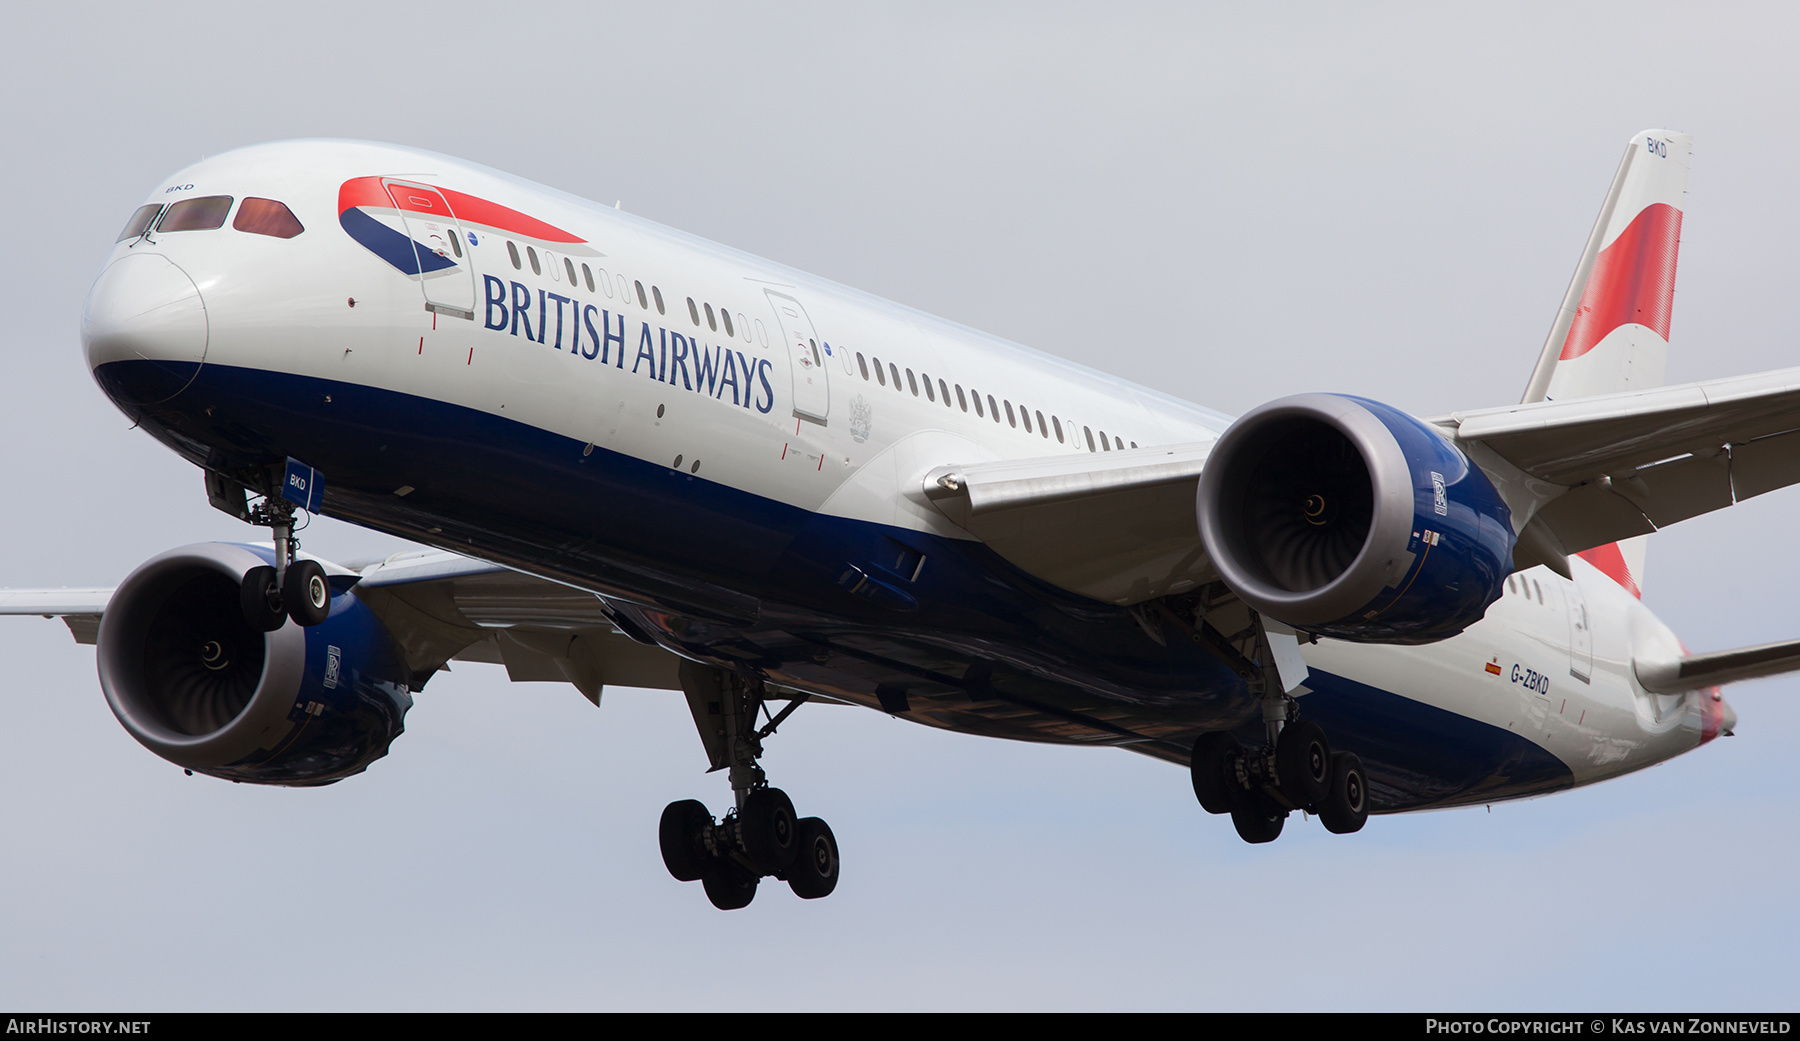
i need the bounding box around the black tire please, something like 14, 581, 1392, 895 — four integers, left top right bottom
785, 817, 839, 900
1319, 751, 1370, 835
1229, 791, 1286, 844
282, 559, 331, 627
1276, 719, 1332, 809
658, 799, 713, 882
239, 566, 285, 632
701, 858, 759, 910
1190, 732, 1239, 814
739, 787, 798, 875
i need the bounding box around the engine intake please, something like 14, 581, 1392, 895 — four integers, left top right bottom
1196, 394, 1514, 644
96, 543, 413, 785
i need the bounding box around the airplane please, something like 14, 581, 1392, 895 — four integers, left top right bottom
6, 128, 1797, 911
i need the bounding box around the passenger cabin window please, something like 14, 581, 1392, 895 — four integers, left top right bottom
117, 204, 162, 242
635, 281, 648, 309
923, 374, 936, 402
972, 390, 984, 418
527, 246, 542, 275
705, 302, 718, 332
907, 368, 919, 396
652, 286, 665, 314
1084, 426, 1096, 451
857, 352, 869, 379
957, 385, 968, 411
564, 257, 578, 284
158, 195, 233, 232
987, 394, 1000, 422
582, 264, 595, 292
1037, 410, 1048, 438
1004, 400, 1016, 427
889, 362, 901, 389
688, 297, 701, 325
1054, 417, 1065, 443
722, 310, 735, 337
939, 379, 950, 405
232, 198, 304, 239
507, 241, 522, 269
873, 357, 886, 386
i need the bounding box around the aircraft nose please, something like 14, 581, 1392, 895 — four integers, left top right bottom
82, 253, 208, 407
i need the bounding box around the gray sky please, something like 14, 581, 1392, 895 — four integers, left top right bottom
1, 2, 1795, 1010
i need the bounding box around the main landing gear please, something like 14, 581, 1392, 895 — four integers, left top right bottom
1190, 702, 1369, 843
236, 497, 330, 632
659, 662, 840, 910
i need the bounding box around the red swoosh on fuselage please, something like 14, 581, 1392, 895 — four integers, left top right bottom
337, 176, 586, 244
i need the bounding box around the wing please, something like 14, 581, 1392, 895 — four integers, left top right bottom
0, 588, 114, 644
0, 550, 687, 704
351, 550, 683, 703
921, 441, 1215, 605
1437, 365, 1800, 570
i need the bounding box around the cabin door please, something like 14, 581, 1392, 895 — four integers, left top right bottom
766, 290, 828, 425
382, 179, 477, 321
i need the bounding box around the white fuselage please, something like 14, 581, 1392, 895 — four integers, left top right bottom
82, 139, 1728, 811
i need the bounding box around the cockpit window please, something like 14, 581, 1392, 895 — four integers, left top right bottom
158, 196, 234, 232
116, 204, 162, 242
232, 198, 304, 239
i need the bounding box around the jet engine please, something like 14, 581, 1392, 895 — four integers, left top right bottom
1196, 393, 1514, 644
96, 543, 414, 785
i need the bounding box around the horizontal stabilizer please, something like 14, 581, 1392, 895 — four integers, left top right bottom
1636, 637, 1800, 694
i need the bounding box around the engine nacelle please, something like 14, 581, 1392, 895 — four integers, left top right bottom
1196, 394, 1514, 644
96, 543, 414, 786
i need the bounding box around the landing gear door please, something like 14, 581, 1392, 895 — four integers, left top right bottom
382, 179, 477, 321
766, 290, 828, 425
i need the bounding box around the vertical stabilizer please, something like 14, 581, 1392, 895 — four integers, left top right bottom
1522, 130, 1691, 405
1522, 130, 1690, 598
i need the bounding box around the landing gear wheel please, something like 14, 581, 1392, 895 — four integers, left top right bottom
239, 566, 285, 632
1276, 718, 1332, 809
282, 559, 331, 627
785, 817, 839, 899
1229, 792, 1286, 844
1190, 732, 1239, 815
658, 799, 713, 882
1318, 751, 1369, 835
739, 787, 798, 875
701, 858, 759, 910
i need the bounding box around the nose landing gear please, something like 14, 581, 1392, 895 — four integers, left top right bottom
659, 662, 840, 909
230, 493, 331, 631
